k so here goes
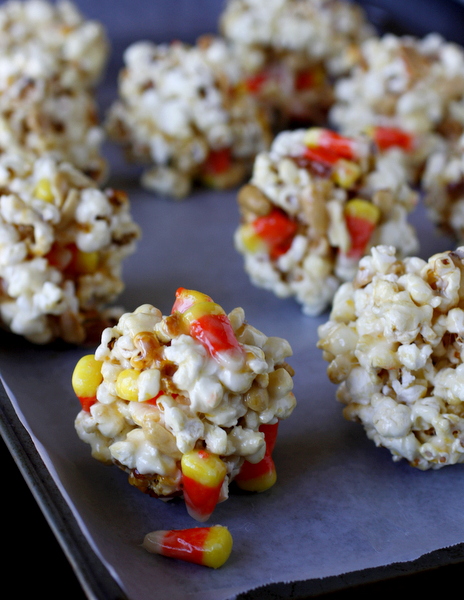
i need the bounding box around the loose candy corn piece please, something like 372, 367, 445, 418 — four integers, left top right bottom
181, 449, 227, 522
143, 525, 233, 568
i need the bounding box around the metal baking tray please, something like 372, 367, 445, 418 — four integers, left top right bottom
2, 1, 464, 598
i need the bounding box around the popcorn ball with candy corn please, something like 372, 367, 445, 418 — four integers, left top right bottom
220, 0, 374, 129
73, 288, 296, 521
234, 126, 419, 316
0, 152, 140, 344
106, 35, 272, 198
330, 33, 464, 181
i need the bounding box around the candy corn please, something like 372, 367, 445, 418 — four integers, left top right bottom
72, 354, 103, 412
294, 66, 325, 91
143, 525, 233, 568
201, 147, 232, 176
171, 288, 213, 313
172, 288, 244, 361
235, 422, 279, 492
371, 126, 414, 152
244, 70, 270, 95
181, 449, 227, 522
344, 198, 380, 258
303, 127, 358, 161
251, 208, 298, 260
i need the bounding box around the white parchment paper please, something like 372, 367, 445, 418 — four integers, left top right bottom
1, 1, 464, 599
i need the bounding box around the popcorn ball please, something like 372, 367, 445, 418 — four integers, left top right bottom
0, 152, 140, 344
220, 0, 375, 128
0, 0, 109, 88
106, 35, 272, 198
234, 127, 419, 316
330, 33, 464, 180
318, 244, 464, 470
421, 134, 464, 243
0, 0, 110, 181
73, 288, 296, 521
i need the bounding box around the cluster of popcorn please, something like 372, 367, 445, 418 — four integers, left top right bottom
220, 0, 374, 127
0, 1, 143, 345
0, 152, 140, 344
106, 35, 272, 198
330, 33, 464, 182
234, 127, 418, 315
318, 245, 464, 470
73, 289, 296, 520
0, 0, 108, 86
0, 0, 110, 180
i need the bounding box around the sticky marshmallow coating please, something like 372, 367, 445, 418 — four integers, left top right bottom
106, 35, 272, 198
74, 301, 296, 502
318, 244, 464, 470
330, 33, 464, 175
0, 152, 140, 344
220, 0, 375, 125
0, 0, 109, 180
421, 133, 464, 243
234, 128, 419, 316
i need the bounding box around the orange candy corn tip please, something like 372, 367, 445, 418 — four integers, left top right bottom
143, 526, 233, 569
